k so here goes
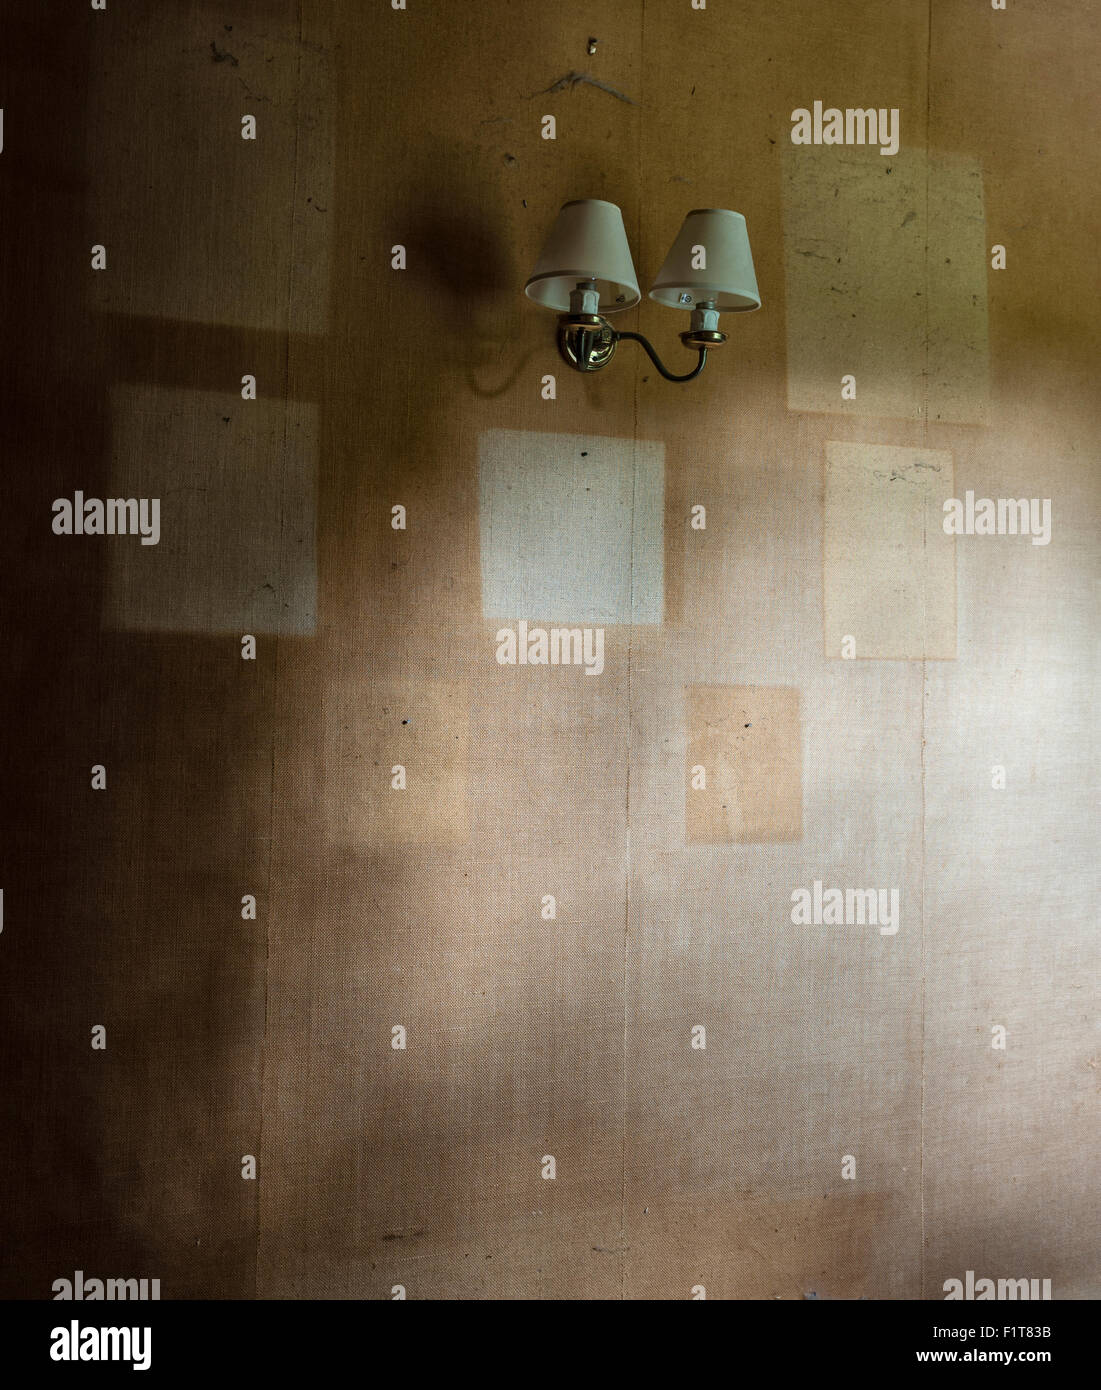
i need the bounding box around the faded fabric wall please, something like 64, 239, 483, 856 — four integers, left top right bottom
0, 0, 1097, 1299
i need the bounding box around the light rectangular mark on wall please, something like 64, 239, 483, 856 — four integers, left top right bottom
823, 442, 955, 660
479, 428, 664, 624
86, 7, 332, 334
323, 680, 469, 848
783, 147, 988, 423
686, 685, 802, 844
103, 386, 317, 634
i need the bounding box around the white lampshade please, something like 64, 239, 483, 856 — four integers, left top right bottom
649, 208, 761, 312
524, 199, 641, 313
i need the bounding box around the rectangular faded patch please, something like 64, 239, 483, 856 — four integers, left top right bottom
479, 428, 664, 624
86, 6, 332, 334
823, 442, 955, 660
323, 680, 469, 848
783, 146, 988, 423
102, 386, 317, 634
686, 685, 802, 844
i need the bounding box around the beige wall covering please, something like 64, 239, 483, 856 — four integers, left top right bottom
0, 0, 1096, 1301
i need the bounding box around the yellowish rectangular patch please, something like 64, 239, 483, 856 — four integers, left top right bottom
686, 685, 802, 844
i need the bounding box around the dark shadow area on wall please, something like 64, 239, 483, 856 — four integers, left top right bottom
0, 10, 271, 1298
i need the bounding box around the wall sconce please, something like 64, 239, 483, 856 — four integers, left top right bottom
524, 199, 760, 382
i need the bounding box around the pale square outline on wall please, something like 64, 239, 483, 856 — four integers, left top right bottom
479, 428, 665, 624
783, 146, 989, 424
823, 441, 956, 661
103, 385, 317, 635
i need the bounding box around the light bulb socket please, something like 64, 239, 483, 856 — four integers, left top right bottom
681, 300, 726, 348
568, 280, 601, 315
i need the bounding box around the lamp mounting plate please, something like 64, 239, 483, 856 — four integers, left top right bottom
556, 314, 618, 372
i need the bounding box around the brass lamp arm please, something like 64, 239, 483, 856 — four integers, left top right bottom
555, 303, 726, 381
611, 330, 708, 382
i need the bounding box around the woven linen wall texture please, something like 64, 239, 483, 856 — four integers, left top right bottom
0, 0, 1096, 1300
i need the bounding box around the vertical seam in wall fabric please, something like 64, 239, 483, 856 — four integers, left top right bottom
919, 0, 934, 1304
257, 726, 278, 1297
253, 0, 305, 1301
619, 0, 647, 1304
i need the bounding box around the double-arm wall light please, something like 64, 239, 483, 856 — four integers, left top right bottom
524, 199, 760, 383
